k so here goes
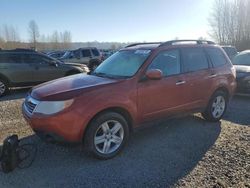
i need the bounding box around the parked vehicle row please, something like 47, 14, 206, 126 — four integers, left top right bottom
0, 49, 88, 97
22, 40, 236, 159
99, 49, 116, 60
59, 47, 102, 71
232, 50, 250, 94
47, 51, 66, 59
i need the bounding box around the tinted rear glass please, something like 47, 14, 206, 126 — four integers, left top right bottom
182, 48, 209, 72
82, 49, 91, 57
206, 48, 228, 67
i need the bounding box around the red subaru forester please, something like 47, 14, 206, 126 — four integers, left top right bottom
22, 40, 236, 159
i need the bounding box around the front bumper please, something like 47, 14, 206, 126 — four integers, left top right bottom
22, 103, 86, 143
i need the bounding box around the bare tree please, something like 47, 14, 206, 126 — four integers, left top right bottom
209, 0, 250, 50
61, 31, 72, 49
28, 20, 40, 49
0, 24, 20, 49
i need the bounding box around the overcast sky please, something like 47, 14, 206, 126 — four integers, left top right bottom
0, 0, 214, 42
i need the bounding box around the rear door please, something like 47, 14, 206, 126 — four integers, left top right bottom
0, 53, 34, 85
180, 47, 213, 108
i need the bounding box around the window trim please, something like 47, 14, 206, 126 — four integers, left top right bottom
146, 48, 182, 78
205, 47, 229, 68
180, 47, 210, 73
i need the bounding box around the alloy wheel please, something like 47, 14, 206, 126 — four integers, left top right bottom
94, 120, 124, 154
211, 96, 226, 118
0, 81, 6, 96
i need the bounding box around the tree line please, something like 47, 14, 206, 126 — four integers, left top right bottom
209, 0, 250, 51
0, 20, 72, 50
1, 1, 250, 52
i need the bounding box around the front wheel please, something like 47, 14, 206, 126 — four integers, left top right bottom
0, 79, 9, 97
84, 112, 129, 159
202, 91, 228, 122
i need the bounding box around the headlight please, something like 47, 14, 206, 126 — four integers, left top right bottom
34, 99, 74, 115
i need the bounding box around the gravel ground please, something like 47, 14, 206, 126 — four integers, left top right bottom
0, 90, 249, 188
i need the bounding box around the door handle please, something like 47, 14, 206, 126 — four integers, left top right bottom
176, 80, 186, 85
208, 74, 217, 78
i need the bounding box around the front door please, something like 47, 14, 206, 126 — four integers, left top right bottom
137, 49, 188, 122
24, 54, 65, 83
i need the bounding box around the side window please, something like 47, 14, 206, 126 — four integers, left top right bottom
23, 55, 50, 64
148, 50, 181, 77
91, 49, 100, 56
206, 48, 228, 67
0, 54, 22, 63
182, 48, 209, 72
82, 49, 91, 57
73, 50, 80, 59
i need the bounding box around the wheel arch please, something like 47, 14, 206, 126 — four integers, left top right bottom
213, 86, 230, 101
0, 73, 10, 85
82, 106, 134, 143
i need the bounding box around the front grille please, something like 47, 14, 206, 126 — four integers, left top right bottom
24, 96, 39, 115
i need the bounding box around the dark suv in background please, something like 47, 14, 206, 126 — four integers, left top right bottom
0, 49, 87, 97
222, 46, 238, 60
60, 47, 102, 71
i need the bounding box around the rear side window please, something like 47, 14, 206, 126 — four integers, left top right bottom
22, 54, 51, 64
148, 49, 181, 77
82, 49, 91, 57
92, 49, 100, 56
182, 48, 209, 72
0, 53, 22, 63
206, 48, 228, 67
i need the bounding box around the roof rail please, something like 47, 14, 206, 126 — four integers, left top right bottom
125, 42, 162, 48
159, 40, 215, 47
14, 48, 35, 52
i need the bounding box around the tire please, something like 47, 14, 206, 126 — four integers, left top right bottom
202, 90, 228, 122
84, 112, 129, 159
0, 79, 9, 97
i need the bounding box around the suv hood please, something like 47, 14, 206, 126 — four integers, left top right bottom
31, 74, 119, 100
234, 65, 250, 73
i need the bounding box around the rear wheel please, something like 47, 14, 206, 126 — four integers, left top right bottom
0, 79, 8, 97
202, 91, 228, 122
84, 112, 129, 159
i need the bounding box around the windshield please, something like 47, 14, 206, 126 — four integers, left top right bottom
93, 50, 151, 78
232, 53, 250, 65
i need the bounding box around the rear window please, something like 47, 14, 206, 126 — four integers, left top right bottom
182, 48, 209, 72
206, 48, 228, 67
92, 49, 100, 56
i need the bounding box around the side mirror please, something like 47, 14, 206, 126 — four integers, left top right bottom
49, 61, 58, 67
145, 69, 163, 80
